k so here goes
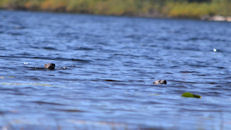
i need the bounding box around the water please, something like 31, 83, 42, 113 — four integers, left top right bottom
0, 10, 231, 129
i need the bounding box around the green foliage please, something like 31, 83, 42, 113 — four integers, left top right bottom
163, 2, 218, 18
182, 92, 201, 98
0, 0, 6, 8
3, 0, 28, 9
216, 0, 231, 16
0, 0, 230, 18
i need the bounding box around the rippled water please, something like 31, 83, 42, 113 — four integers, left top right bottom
1, 10, 231, 129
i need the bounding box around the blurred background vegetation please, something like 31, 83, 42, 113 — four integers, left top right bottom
0, 0, 230, 18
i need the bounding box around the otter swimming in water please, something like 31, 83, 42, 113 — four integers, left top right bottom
44, 63, 55, 70
153, 80, 167, 85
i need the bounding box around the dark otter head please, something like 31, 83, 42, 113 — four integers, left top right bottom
154, 80, 167, 85
44, 63, 55, 70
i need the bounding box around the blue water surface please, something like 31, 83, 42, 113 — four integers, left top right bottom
0, 10, 231, 129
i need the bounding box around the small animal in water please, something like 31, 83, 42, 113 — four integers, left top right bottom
153, 80, 167, 85
44, 63, 56, 70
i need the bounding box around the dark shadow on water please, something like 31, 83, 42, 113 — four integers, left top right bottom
32, 101, 64, 106
103, 79, 122, 82
51, 108, 84, 113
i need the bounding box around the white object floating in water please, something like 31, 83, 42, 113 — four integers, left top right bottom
213, 48, 217, 52
23, 62, 29, 65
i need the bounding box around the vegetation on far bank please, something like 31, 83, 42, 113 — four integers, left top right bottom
0, 0, 230, 18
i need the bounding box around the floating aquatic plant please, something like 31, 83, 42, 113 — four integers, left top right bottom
182, 92, 201, 98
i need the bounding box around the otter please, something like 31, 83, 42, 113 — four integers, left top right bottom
153, 80, 167, 85
44, 63, 55, 70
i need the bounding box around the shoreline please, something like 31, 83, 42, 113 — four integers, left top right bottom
201, 15, 231, 22
1, 0, 231, 22
1, 8, 230, 22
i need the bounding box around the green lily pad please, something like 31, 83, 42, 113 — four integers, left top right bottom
182, 92, 201, 98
